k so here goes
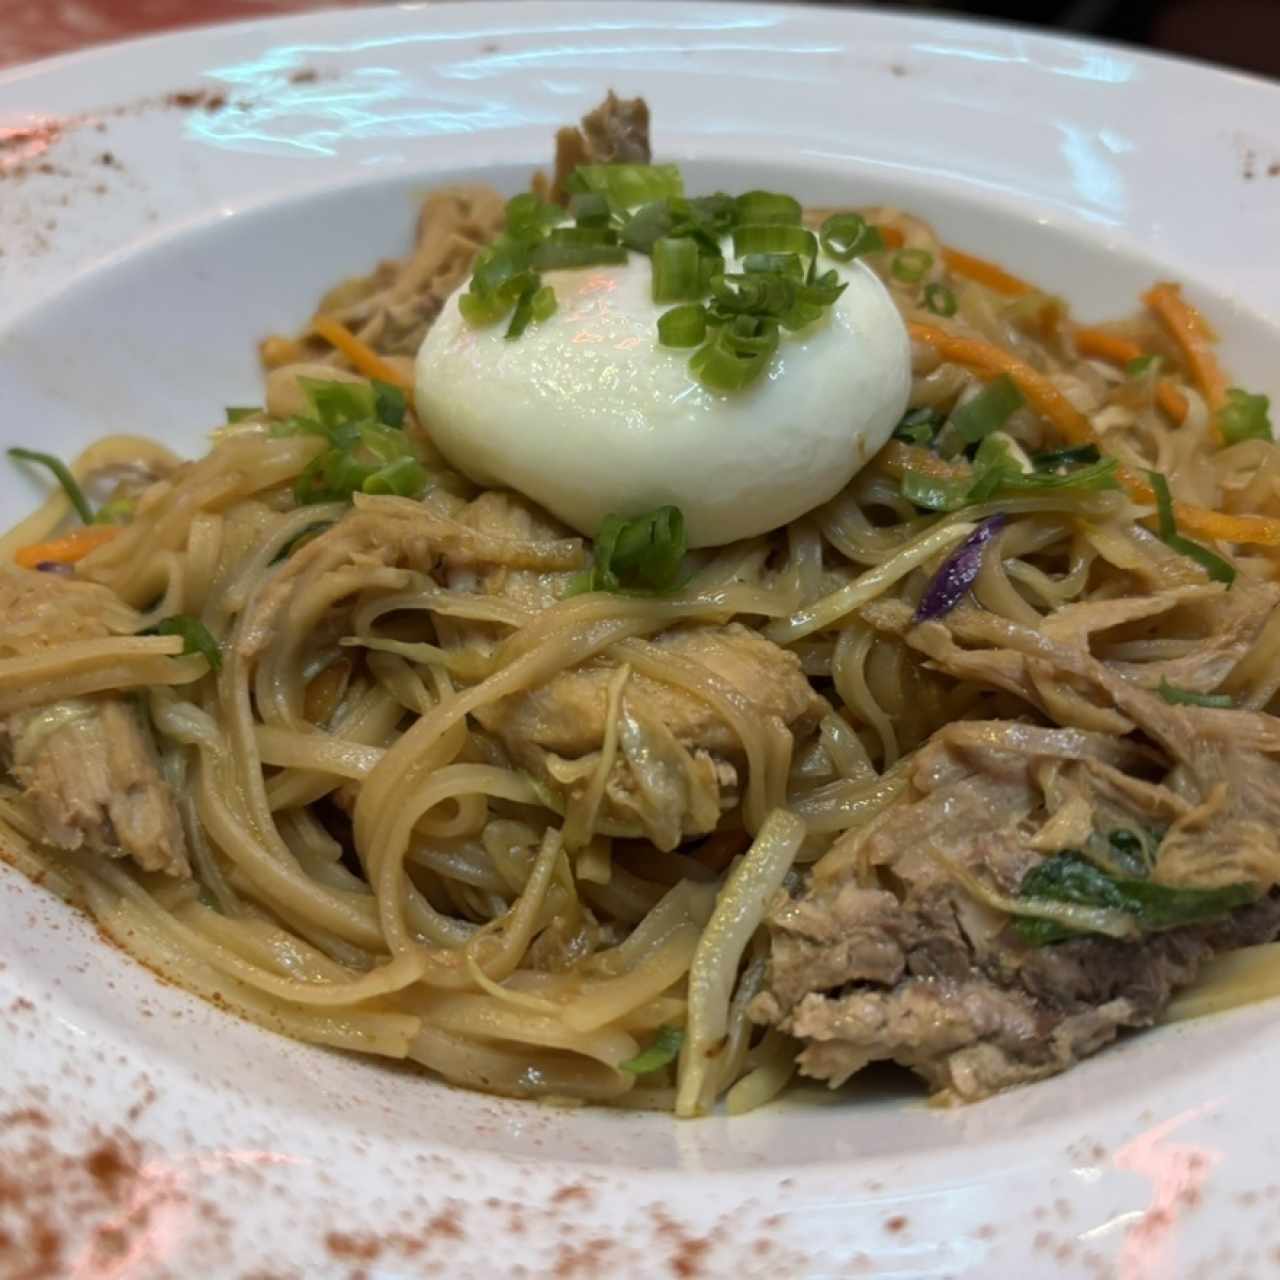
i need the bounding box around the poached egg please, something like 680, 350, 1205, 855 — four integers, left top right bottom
414, 235, 911, 548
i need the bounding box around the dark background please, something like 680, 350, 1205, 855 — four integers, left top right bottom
876, 0, 1280, 78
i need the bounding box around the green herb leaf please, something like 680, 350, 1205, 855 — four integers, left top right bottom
657, 304, 708, 348
619, 1026, 684, 1075
733, 190, 802, 226
689, 315, 779, 392
1217, 387, 1273, 445
652, 236, 702, 303
504, 192, 564, 241
1158, 678, 1233, 709
225, 406, 262, 424
1015, 851, 1254, 945
7, 447, 94, 524
578, 506, 689, 595
569, 191, 612, 228
1146, 470, 1236, 585
145, 615, 223, 671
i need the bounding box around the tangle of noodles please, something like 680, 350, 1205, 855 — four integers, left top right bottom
6, 108, 1280, 1116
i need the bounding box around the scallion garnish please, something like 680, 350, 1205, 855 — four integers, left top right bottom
949, 374, 1024, 443
529, 237, 628, 271
566, 163, 684, 208
574, 505, 689, 595
1126, 354, 1161, 378
742, 252, 804, 279
924, 282, 958, 317
818, 212, 883, 262
504, 191, 563, 241
891, 248, 934, 284
689, 315, 779, 392
732, 224, 817, 262
619, 1026, 684, 1075
1217, 387, 1273, 445
371, 379, 406, 428
1157, 679, 1233, 709
893, 407, 942, 447
569, 190, 612, 228
7, 447, 94, 524
652, 236, 703, 303
144, 615, 222, 671
1032, 444, 1101, 470
733, 190, 802, 226
1146, 470, 1236, 585
657, 304, 708, 348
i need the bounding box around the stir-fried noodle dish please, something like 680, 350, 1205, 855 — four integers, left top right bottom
6, 96, 1280, 1116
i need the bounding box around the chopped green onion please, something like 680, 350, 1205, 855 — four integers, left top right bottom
531, 285, 557, 323
145, 615, 222, 671
689, 316, 779, 392
7, 447, 93, 524
1146, 470, 1236, 585
505, 281, 539, 340
657, 304, 708, 348
619, 200, 676, 253
652, 236, 703, 303
579, 505, 689, 594
732, 225, 817, 262
529, 238, 628, 271
818, 213, 884, 262
619, 1026, 684, 1075
569, 190, 612, 228
504, 192, 563, 241
733, 190, 802, 226
371, 379, 406, 429
362, 456, 429, 497
891, 248, 934, 283
94, 497, 135, 525
299, 377, 377, 428
924, 282, 958, 317
1158, 679, 1233, 709
893, 407, 942, 447
225, 406, 261, 424
1126, 354, 1161, 378
1032, 444, 1101, 470
1217, 387, 1273, 445
742, 252, 805, 279
681, 192, 737, 237
708, 271, 796, 321
949, 374, 1025, 443
567, 163, 684, 208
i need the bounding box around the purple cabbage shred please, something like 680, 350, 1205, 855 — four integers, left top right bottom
913, 514, 1007, 623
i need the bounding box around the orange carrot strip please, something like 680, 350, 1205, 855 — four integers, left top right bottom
941, 247, 1033, 297
877, 225, 906, 250
907, 322, 1093, 444
14, 524, 119, 569
1143, 283, 1228, 412
1074, 326, 1190, 423
908, 321, 1280, 546
310, 315, 413, 391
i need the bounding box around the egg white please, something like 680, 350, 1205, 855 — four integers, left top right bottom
414, 237, 911, 548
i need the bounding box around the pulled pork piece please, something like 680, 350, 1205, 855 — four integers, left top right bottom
551, 91, 651, 202
1, 697, 189, 877
753, 596, 1280, 1102
0, 566, 139, 657
443, 494, 822, 849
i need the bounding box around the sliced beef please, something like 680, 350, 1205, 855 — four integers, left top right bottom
2, 697, 189, 877
754, 594, 1280, 1102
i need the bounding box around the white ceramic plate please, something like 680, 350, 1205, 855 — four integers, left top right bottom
4, 5, 1280, 1276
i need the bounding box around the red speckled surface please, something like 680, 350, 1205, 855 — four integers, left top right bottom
0, 0, 374, 68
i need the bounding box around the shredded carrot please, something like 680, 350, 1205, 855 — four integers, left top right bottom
1143, 283, 1228, 412
310, 315, 414, 391
14, 524, 119, 569
877, 225, 906, 250
907, 322, 1094, 445
1074, 326, 1190, 423
941, 247, 1033, 297
908, 320, 1280, 547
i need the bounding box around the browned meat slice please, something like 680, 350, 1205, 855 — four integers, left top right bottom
551, 92, 651, 202
755, 596, 1280, 1102
2, 697, 189, 877
0, 566, 138, 657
